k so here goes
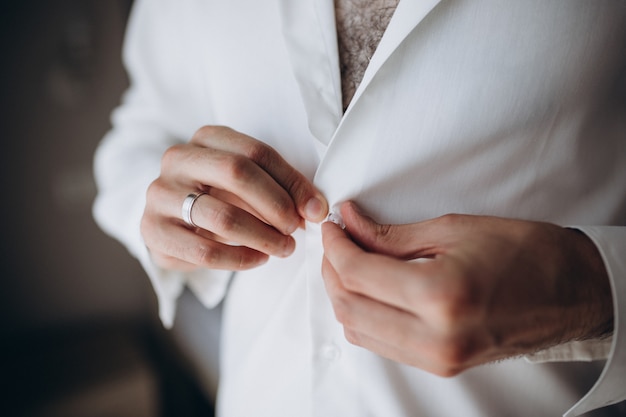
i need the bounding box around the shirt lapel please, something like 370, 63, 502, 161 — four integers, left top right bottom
277, 0, 343, 150
277, 0, 443, 154
313, 0, 444, 207
345, 0, 444, 114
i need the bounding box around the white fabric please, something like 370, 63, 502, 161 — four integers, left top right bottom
93, 0, 626, 416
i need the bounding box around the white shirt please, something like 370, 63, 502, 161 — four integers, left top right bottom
93, 0, 626, 416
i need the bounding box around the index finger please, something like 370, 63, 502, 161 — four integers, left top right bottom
193, 126, 328, 222
321, 221, 432, 313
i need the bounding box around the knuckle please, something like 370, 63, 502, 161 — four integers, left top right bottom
338, 266, 363, 293
244, 140, 274, 166
392, 326, 415, 350
341, 273, 358, 292
434, 365, 463, 378
194, 244, 220, 267
434, 337, 474, 373
370, 223, 405, 252
148, 250, 168, 268
432, 301, 465, 334
235, 253, 252, 270
375, 223, 394, 242
152, 253, 182, 270
436, 213, 463, 228
233, 251, 253, 270
139, 220, 152, 246
191, 125, 229, 142
139, 214, 152, 238
139, 209, 164, 243
243, 142, 309, 206
145, 179, 167, 202
282, 170, 308, 200
330, 292, 355, 327
343, 328, 362, 346
430, 278, 481, 331
161, 143, 186, 169
272, 235, 294, 255
270, 194, 296, 219
441, 344, 468, 368
224, 154, 254, 184
212, 205, 239, 233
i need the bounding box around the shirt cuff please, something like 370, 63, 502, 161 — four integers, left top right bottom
525, 338, 612, 363
136, 245, 233, 328
562, 226, 626, 416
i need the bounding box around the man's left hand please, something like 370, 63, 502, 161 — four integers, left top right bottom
321, 202, 613, 376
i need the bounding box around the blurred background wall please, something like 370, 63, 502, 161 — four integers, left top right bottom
0, 2, 216, 416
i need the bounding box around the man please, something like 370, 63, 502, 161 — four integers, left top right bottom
94, 0, 626, 415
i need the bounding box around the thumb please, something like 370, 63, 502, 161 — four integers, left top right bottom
275, 168, 328, 224
298, 189, 329, 223
339, 201, 420, 259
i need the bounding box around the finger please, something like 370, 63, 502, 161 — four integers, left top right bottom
189, 193, 296, 257
344, 329, 469, 377
322, 256, 481, 376
192, 126, 328, 223
343, 323, 503, 376
150, 251, 201, 272
208, 188, 264, 220
340, 201, 432, 259
322, 221, 436, 313
143, 220, 269, 270
322, 255, 422, 342
147, 179, 263, 231
322, 255, 463, 375
165, 144, 302, 235
146, 177, 294, 257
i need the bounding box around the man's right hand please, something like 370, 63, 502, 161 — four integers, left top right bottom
141, 126, 328, 271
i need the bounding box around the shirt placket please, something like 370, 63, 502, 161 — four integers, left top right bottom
278, 0, 362, 415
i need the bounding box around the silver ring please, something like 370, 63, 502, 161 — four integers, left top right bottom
182, 192, 206, 227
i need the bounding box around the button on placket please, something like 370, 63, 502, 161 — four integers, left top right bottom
318, 342, 341, 362
305, 207, 352, 415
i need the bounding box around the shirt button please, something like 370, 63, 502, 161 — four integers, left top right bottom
319, 343, 341, 362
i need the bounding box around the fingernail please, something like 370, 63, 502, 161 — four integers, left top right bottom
285, 218, 300, 235
304, 196, 325, 221
279, 237, 296, 257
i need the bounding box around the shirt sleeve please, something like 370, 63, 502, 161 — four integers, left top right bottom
523, 226, 626, 416
92, 0, 232, 327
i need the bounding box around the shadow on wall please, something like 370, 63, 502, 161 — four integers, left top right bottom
0, 2, 213, 416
